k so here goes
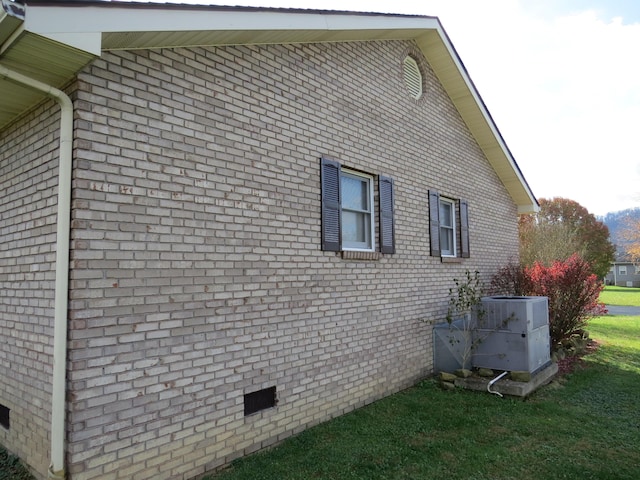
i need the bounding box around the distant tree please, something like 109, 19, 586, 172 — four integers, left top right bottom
602, 208, 640, 259
621, 216, 640, 263
519, 197, 615, 278
519, 214, 585, 268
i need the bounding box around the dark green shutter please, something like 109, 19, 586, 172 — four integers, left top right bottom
429, 190, 441, 257
459, 199, 470, 258
379, 176, 395, 254
321, 158, 341, 251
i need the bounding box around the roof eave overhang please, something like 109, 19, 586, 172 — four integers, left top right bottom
415, 29, 539, 214
0, 0, 24, 46
0, 2, 538, 213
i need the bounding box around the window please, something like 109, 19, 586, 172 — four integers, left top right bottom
619, 265, 627, 275
321, 158, 395, 254
341, 171, 374, 250
439, 198, 456, 257
428, 190, 470, 259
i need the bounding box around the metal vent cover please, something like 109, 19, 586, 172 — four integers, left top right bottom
244, 386, 276, 416
403, 56, 423, 99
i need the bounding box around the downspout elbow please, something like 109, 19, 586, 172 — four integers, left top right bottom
487, 371, 509, 397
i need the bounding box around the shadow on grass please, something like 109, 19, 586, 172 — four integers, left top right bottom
603, 286, 640, 294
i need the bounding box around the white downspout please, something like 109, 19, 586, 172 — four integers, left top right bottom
0, 65, 72, 480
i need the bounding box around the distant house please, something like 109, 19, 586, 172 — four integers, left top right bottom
0, 2, 538, 479
605, 262, 640, 287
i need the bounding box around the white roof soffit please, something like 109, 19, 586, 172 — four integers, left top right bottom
0, 1, 538, 212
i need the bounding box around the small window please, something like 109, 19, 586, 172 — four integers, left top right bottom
619, 266, 627, 275
439, 198, 456, 257
428, 190, 470, 259
403, 56, 423, 99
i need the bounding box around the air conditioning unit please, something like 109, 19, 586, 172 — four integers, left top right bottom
472, 296, 551, 374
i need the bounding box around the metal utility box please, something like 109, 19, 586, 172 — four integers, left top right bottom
472, 296, 550, 374
433, 317, 473, 372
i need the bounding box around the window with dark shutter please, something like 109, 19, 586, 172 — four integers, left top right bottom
428, 190, 441, 257
321, 158, 341, 251
459, 199, 470, 258
321, 158, 396, 256
379, 176, 395, 254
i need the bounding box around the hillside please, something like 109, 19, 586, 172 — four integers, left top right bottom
602, 208, 640, 260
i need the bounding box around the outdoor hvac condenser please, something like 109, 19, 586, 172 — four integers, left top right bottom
472, 296, 550, 374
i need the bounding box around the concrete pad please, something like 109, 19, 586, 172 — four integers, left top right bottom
453, 362, 559, 397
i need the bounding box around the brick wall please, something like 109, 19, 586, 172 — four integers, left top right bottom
3, 38, 519, 479
0, 99, 63, 479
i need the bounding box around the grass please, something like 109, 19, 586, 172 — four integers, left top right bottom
208, 323, 640, 480
0, 446, 35, 480
599, 285, 640, 306
208, 289, 640, 480
3, 287, 640, 480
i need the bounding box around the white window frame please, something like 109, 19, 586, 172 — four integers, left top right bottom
340, 169, 375, 252
619, 265, 627, 275
439, 197, 457, 257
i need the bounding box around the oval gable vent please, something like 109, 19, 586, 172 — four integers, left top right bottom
403, 56, 423, 100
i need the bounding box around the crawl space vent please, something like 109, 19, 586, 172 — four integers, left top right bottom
244, 386, 276, 416
0, 404, 9, 430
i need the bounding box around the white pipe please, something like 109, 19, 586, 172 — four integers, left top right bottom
487, 371, 509, 397
0, 64, 73, 480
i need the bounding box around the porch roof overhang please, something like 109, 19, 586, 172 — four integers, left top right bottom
0, 0, 538, 213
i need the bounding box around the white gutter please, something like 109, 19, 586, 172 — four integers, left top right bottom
0, 64, 73, 480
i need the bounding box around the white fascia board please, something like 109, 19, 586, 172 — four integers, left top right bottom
518, 204, 540, 214
418, 26, 538, 212
25, 5, 437, 35
323, 14, 439, 32
22, 5, 437, 64
25, 7, 325, 33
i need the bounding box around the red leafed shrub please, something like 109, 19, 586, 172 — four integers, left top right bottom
491, 254, 606, 346
490, 261, 534, 297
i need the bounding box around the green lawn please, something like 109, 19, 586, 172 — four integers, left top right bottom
0, 447, 35, 480
599, 285, 640, 306
210, 315, 640, 480
4, 286, 640, 480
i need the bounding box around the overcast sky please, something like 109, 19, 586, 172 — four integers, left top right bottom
152, 0, 640, 217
